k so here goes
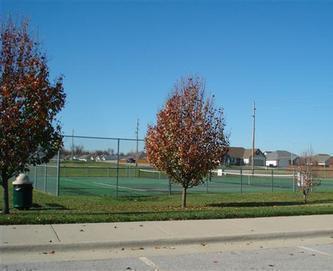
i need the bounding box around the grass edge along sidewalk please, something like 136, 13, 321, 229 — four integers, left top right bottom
1, 191, 333, 224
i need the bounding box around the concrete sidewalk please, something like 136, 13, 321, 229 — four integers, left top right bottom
1, 215, 333, 253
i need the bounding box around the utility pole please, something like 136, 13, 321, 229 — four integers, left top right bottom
252, 101, 256, 174
71, 129, 74, 160
136, 119, 139, 167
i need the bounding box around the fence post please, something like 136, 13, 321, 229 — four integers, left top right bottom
248, 169, 251, 185
271, 169, 274, 192
56, 150, 60, 196
116, 138, 120, 198
240, 168, 243, 194
169, 178, 172, 195
44, 163, 47, 192
34, 166, 37, 189
293, 170, 296, 192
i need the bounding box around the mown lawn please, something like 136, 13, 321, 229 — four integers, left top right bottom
1, 187, 333, 224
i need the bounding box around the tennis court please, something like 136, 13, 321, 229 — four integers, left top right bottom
29, 163, 333, 197
26, 134, 333, 197
58, 168, 309, 197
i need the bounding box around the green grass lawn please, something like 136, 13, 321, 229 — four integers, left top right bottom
1, 186, 333, 224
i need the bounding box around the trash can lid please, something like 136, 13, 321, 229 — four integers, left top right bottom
13, 173, 32, 185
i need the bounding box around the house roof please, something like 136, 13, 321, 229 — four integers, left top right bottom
243, 149, 264, 159
266, 150, 298, 161
313, 154, 331, 164
227, 147, 245, 158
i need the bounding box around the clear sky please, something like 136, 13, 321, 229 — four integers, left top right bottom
1, 0, 333, 154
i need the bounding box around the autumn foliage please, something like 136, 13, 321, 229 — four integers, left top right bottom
145, 77, 228, 208
0, 20, 65, 214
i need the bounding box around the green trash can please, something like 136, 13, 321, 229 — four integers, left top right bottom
13, 174, 33, 210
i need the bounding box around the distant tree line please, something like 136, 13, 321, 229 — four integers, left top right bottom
61, 145, 146, 161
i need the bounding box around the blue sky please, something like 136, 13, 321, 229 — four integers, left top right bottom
1, 0, 333, 154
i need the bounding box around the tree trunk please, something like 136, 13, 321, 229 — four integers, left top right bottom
303, 191, 307, 204
2, 176, 9, 214
182, 187, 187, 208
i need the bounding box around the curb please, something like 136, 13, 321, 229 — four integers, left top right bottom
1, 229, 332, 253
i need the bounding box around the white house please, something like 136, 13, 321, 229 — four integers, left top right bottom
223, 147, 266, 166
265, 150, 298, 168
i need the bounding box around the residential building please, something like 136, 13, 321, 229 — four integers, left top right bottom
265, 150, 299, 168
313, 154, 331, 167
243, 149, 266, 166
328, 157, 333, 167
223, 147, 245, 166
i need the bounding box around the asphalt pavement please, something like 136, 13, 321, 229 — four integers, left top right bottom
1, 242, 333, 270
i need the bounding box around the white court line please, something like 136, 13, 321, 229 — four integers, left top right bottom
93, 182, 147, 192
139, 257, 161, 271
297, 246, 330, 256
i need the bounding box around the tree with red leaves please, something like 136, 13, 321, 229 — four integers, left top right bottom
146, 76, 228, 208
0, 20, 66, 214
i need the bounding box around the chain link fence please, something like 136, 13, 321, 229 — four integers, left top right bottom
27, 154, 60, 195
28, 135, 333, 197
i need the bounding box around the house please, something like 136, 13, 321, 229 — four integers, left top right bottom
103, 155, 117, 161
243, 148, 266, 166
78, 154, 91, 162
223, 147, 245, 166
313, 154, 331, 167
95, 156, 101, 162
223, 147, 266, 166
328, 157, 333, 167
265, 150, 299, 168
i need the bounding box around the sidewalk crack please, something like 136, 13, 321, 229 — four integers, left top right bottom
50, 225, 61, 242
155, 224, 173, 237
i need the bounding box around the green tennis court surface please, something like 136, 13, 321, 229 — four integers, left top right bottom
28, 164, 333, 197
58, 171, 333, 197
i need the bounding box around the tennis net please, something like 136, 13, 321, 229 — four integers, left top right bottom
211, 169, 296, 190
138, 169, 168, 180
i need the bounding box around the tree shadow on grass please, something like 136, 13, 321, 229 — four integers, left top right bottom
30, 203, 68, 211
117, 195, 166, 202
60, 187, 113, 197
208, 201, 301, 208
28, 210, 173, 217
208, 199, 333, 208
